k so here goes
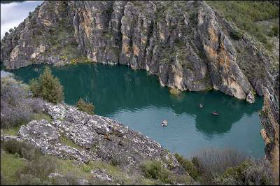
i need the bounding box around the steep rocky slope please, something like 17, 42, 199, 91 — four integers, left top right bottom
2, 1, 277, 103
1, 1, 279, 183
1, 72, 194, 184
2, 102, 191, 183
260, 72, 279, 184
10, 102, 183, 170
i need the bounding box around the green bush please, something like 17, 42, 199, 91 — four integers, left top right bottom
269, 25, 279, 37
17, 156, 57, 180
2, 140, 42, 161
76, 98, 95, 115
2, 140, 55, 184
55, 172, 79, 185
140, 160, 171, 183
30, 66, 64, 103
189, 12, 198, 25
214, 159, 273, 185
174, 153, 199, 180
192, 148, 247, 177
18, 174, 45, 185
1, 77, 32, 128
229, 30, 243, 40
110, 158, 121, 167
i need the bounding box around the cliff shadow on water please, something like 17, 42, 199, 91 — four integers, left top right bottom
11, 63, 263, 138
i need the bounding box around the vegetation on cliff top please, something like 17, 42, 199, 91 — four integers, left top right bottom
207, 1, 279, 50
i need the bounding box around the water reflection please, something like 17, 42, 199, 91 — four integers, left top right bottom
12, 63, 262, 136
11, 63, 264, 157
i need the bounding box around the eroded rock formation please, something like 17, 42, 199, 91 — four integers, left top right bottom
1, 1, 279, 182
2, 101, 185, 176
260, 72, 279, 184
1, 1, 276, 103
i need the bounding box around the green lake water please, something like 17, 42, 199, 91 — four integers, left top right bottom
11, 63, 265, 158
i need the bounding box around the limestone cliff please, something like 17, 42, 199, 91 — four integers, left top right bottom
260, 71, 279, 184
1, 1, 279, 183
2, 1, 276, 103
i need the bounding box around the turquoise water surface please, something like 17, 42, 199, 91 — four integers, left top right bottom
11, 63, 265, 158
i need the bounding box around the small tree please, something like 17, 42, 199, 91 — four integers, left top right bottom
30, 66, 64, 103
76, 98, 94, 115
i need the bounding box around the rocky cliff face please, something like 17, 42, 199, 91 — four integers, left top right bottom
1, 1, 279, 183
260, 71, 279, 184
2, 1, 276, 103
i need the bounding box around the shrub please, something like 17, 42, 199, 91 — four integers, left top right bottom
189, 12, 198, 25
268, 25, 279, 37
175, 153, 199, 180
1, 77, 46, 129
229, 30, 243, 40
2, 140, 42, 161
18, 174, 43, 185
76, 98, 95, 115
27, 97, 45, 113
2, 140, 55, 185
192, 148, 247, 178
1, 78, 32, 128
140, 160, 171, 183
1, 150, 27, 184
30, 66, 64, 103
2, 140, 22, 156
214, 159, 273, 185
1, 100, 32, 128
52, 173, 79, 185
17, 155, 57, 180
110, 158, 121, 167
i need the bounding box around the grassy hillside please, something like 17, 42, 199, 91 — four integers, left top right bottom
207, 1, 279, 50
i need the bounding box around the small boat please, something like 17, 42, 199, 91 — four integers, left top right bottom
161, 120, 168, 127
34, 68, 39, 72
199, 104, 203, 108
212, 112, 219, 116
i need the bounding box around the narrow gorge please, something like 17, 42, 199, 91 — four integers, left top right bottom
1, 1, 279, 185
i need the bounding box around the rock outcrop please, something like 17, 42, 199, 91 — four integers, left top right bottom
3, 101, 184, 175
2, 1, 276, 103
1, 1, 279, 181
260, 71, 279, 184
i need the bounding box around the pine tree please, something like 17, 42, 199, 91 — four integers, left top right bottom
30, 66, 64, 103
